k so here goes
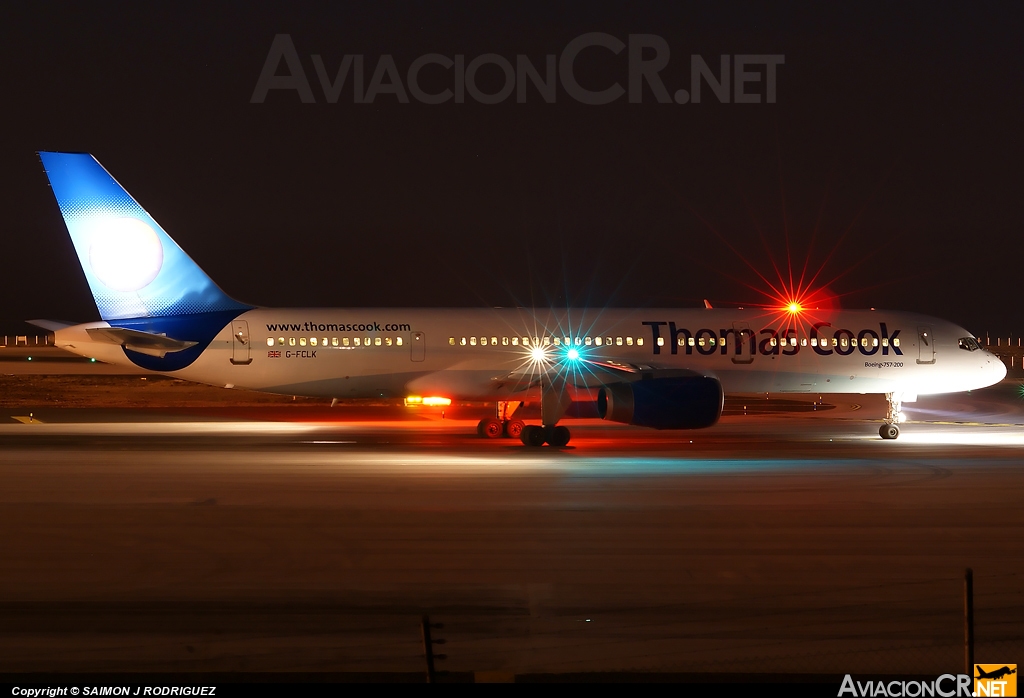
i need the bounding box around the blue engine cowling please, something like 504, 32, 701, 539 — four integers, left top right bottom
596, 376, 724, 430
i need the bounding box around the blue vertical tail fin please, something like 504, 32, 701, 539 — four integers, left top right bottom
38, 152, 250, 321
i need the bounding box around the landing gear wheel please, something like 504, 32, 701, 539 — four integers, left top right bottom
547, 425, 571, 447
879, 423, 900, 440
504, 419, 526, 439
479, 418, 503, 439
520, 425, 546, 447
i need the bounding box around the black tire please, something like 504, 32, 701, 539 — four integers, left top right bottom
480, 418, 503, 439
548, 425, 571, 447
505, 419, 526, 439
879, 423, 900, 440
520, 425, 546, 447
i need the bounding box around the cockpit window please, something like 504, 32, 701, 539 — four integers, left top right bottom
958, 337, 981, 351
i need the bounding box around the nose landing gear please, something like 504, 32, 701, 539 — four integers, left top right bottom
879, 392, 903, 440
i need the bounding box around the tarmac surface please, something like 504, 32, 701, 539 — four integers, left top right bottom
0, 370, 1022, 676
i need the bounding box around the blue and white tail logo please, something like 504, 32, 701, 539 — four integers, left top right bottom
38, 152, 249, 321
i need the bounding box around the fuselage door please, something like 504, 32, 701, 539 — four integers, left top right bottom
231, 320, 252, 365
917, 325, 935, 365
731, 321, 755, 365
411, 331, 425, 362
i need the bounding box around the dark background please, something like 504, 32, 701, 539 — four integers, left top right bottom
1, 2, 1021, 334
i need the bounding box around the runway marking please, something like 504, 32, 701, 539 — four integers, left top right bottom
11, 415, 44, 424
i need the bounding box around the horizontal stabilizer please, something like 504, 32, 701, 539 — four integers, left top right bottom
86, 327, 198, 358
26, 319, 76, 331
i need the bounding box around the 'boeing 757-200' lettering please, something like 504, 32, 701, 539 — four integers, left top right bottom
30, 152, 1006, 446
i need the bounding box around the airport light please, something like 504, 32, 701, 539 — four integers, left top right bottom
787, 302, 802, 314
566, 348, 580, 361
530, 346, 546, 362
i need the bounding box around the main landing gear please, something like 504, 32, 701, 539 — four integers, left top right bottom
476, 397, 573, 447
879, 392, 903, 440
477, 401, 526, 440
519, 424, 571, 448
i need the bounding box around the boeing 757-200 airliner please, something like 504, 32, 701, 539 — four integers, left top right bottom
31, 152, 1006, 445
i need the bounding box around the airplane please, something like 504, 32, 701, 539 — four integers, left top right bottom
976, 666, 1016, 681
31, 152, 1007, 446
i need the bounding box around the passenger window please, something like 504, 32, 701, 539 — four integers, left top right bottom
575, 337, 582, 346
554, 337, 562, 346
841, 338, 848, 347
689, 337, 695, 347
470, 337, 477, 346
657, 337, 665, 347
502, 337, 509, 346
533, 337, 539, 346
861, 338, 868, 347
522, 337, 530, 346
278, 337, 285, 346
512, 337, 519, 346
479, 337, 486, 346
266, 338, 274, 347
616, 337, 623, 346
770, 337, 777, 347
709, 337, 716, 346
449, 337, 455, 346
375, 337, 382, 346
872, 338, 878, 347
637, 337, 644, 346
332, 337, 339, 347
810, 338, 817, 347
882, 338, 889, 347
299, 338, 307, 347
310, 337, 318, 347
364, 336, 371, 346
606, 337, 613, 347
595, 337, 602, 346
893, 338, 900, 347
543, 337, 551, 346
585, 337, 592, 346
460, 337, 467, 346
385, 337, 392, 346
801, 338, 807, 347
354, 337, 361, 346
564, 337, 570, 346
396, 336, 403, 346
289, 337, 296, 347
343, 337, 350, 346
491, 337, 498, 346
626, 337, 634, 346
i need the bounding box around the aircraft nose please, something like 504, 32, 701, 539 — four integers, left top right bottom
984, 351, 1008, 383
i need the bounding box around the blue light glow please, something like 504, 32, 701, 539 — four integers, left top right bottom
566, 348, 580, 360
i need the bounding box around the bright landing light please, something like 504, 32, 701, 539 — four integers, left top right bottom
787, 302, 802, 314
530, 347, 547, 362
566, 348, 580, 361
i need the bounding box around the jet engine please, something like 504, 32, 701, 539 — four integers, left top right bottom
596, 376, 723, 430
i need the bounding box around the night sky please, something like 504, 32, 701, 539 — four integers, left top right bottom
2, 2, 1022, 335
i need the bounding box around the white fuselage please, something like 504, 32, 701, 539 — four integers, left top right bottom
52, 307, 1007, 403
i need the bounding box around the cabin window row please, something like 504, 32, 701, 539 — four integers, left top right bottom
448, 336, 645, 347
267, 336, 404, 347
666, 336, 900, 348
444, 334, 902, 349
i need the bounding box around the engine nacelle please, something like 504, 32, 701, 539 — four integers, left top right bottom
596, 376, 723, 430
